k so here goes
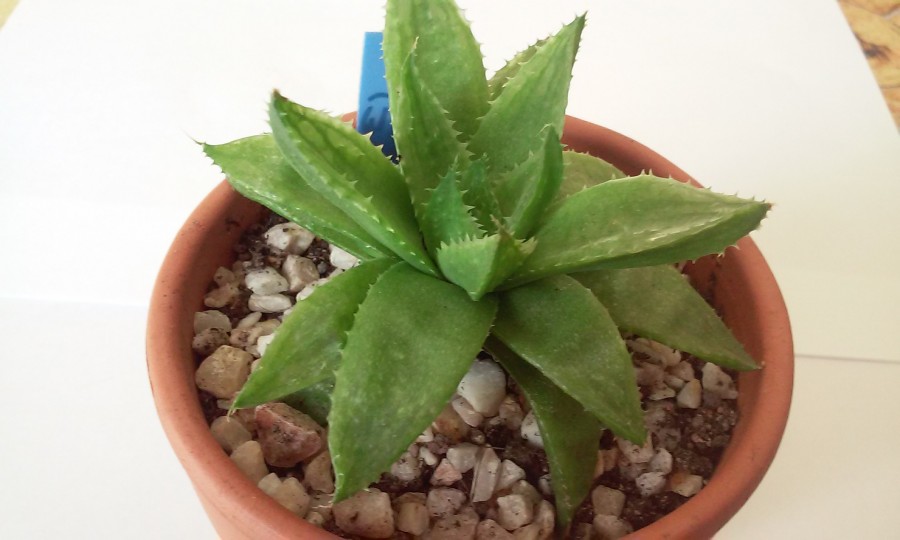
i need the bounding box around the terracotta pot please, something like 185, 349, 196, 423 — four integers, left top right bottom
146, 115, 793, 540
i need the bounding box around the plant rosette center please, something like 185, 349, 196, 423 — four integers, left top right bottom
195, 0, 769, 537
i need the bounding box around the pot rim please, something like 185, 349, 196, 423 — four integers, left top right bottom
147, 115, 793, 539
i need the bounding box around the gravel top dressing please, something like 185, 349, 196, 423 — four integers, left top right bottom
191, 212, 741, 539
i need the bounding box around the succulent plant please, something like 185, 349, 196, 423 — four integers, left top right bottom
202, 0, 769, 528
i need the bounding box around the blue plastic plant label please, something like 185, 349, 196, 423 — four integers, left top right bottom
357, 31, 397, 161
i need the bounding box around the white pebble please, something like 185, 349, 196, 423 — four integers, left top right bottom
664, 374, 686, 389
235, 311, 262, 329
669, 472, 704, 497
419, 446, 439, 467
647, 382, 677, 400
213, 266, 237, 286
192, 328, 229, 356
432, 404, 470, 442
230, 441, 269, 484
498, 396, 524, 430
282, 255, 319, 293
476, 519, 515, 540
390, 451, 422, 483
457, 360, 507, 416
629, 338, 681, 367
210, 415, 252, 453
296, 283, 318, 301
265, 223, 315, 254
248, 293, 292, 313
619, 462, 650, 482
447, 443, 479, 474
510, 480, 542, 508
257, 473, 282, 496
256, 333, 275, 357
195, 345, 253, 399
533, 500, 555, 539
396, 500, 430, 535
245, 267, 289, 295
329, 245, 360, 270
496, 459, 526, 491
304, 451, 334, 493
514, 523, 542, 540
591, 485, 626, 517
669, 360, 696, 381
431, 459, 463, 486
194, 310, 232, 334
426, 487, 467, 518
204, 283, 239, 308
634, 363, 665, 386
616, 437, 654, 464
452, 396, 485, 427
333, 489, 394, 538
429, 507, 479, 539
305, 511, 325, 527
538, 474, 553, 496
496, 494, 534, 531
635, 471, 667, 496
272, 477, 310, 517
229, 319, 279, 349
677, 379, 702, 409
520, 411, 543, 449
702, 363, 738, 399
650, 448, 673, 474
416, 426, 435, 443
470, 447, 500, 502
593, 515, 633, 539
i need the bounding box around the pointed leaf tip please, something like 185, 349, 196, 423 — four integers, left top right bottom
576, 266, 758, 370
510, 175, 770, 286
268, 93, 438, 276
470, 14, 585, 175
493, 275, 646, 442
202, 133, 389, 259
383, 0, 489, 141
486, 337, 600, 527
329, 264, 497, 500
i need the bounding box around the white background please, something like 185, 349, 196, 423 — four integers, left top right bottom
1, 1, 898, 538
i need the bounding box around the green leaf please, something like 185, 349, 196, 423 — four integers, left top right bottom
281, 378, 335, 426
468, 15, 585, 175
486, 337, 600, 528
384, 0, 489, 140
575, 266, 757, 370
420, 165, 483, 257
232, 259, 397, 410
437, 228, 535, 301
269, 92, 438, 276
202, 134, 389, 260
556, 151, 626, 201
393, 51, 468, 220
458, 159, 501, 235
508, 175, 771, 286
492, 275, 645, 442
487, 37, 548, 101
495, 128, 564, 238
329, 264, 498, 501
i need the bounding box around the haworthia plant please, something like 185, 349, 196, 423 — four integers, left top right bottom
204, 0, 770, 529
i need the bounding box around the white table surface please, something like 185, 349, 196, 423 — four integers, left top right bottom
1, 1, 898, 538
